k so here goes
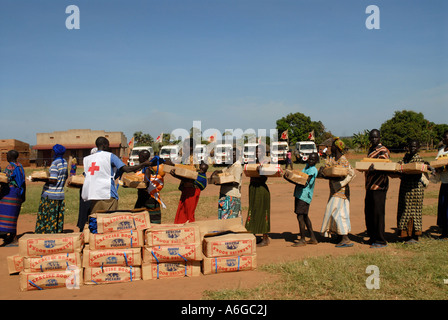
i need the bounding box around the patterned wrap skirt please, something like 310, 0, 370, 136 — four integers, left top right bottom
320, 196, 351, 237
0, 186, 23, 233
245, 182, 270, 234
35, 197, 65, 234
397, 175, 425, 237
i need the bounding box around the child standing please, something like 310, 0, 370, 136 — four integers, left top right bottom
289, 153, 319, 247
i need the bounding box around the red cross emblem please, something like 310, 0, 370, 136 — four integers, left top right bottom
88, 162, 100, 175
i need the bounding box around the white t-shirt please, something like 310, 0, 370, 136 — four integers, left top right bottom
82, 151, 113, 200
219, 160, 243, 198
436, 146, 448, 184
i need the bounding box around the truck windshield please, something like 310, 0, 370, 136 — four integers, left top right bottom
300, 144, 315, 150
160, 149, 171, 155
131, 150, 140, 156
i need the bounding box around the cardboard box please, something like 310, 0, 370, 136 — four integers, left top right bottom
30, 170, 50, 182
430, 157, 448, 169
202, 255, 257, 275
23, 252, 82, 272
208, 172, 236, 185
89, 229, 144, 250
66, 175, 84, 188
244, 164, 282, 177
145, 224, 201, 246
19, 269, 83, 291
83, 246, 142, 268
173, 167, 198, 180
283, 169, 308, 185
19, 233, 84, 257
0, 172, 8, 184
322, 166, 349, 177
141, 261, 201, 280
143, 243, 203, 263
243, 164, 260, 177
84, 266, 141, 284
397, 162, 429, 174
121, 173, 146, 189
89, 209, 151, 234
203, 233, 256, 258
7, 254, 24, 274
189, 218, 247, 239
355, 160, 398, 172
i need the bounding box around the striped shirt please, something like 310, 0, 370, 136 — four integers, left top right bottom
365, 144, 390, 191
194, 172, 207, 191
41, 158, 68, 200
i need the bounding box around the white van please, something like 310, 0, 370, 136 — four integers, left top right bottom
243, 143, 259, 164
294, 141, 317, 163
128, 146, 154, 166
214, 143, 233, 165
159, 145, 182, 163
270, 141, 289, 163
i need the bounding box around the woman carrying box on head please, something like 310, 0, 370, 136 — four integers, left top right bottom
319, 137, 355, 248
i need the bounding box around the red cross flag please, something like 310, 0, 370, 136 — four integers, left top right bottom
280, 130, 288, 140
156, 133, 163, 143
307, 130, 315, 141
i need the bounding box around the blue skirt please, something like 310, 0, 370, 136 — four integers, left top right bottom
0, 186, 23, 233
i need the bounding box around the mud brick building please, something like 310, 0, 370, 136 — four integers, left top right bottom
0, 139, 31, 169
32, 129, 128, 166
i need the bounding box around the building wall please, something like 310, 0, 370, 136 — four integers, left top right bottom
0, 139, 30, 168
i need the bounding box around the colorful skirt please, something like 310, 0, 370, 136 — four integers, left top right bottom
218, 194, 242, 220
0, 186, 23, 233
397, 177, 424, 237
174, 186, 201, 224
320, 196, 351, 237
245, 182, 270, 234
35, 197, 65, 234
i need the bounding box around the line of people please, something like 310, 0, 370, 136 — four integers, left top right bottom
0, 130, 447, 249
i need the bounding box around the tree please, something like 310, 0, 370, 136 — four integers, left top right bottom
352, 130, 370, 152
379, 110, 439, 151
276, 112, 329, 145
133, 131, 154, 146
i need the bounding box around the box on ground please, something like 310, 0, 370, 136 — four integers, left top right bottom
142, 261, 201, 280
19, 269, 83, 291
322, 166, 348, 177
84, 266, 141, 284
202, 255, 257, 275
283, 169, 308, 185
89, 209, 151, 234
7, 254, 24, 274
189, 218, 247, 239
143, 243, 203, 263
18, 232, 84, 257
203, 233, 256, 258
23, 252, 82, 272
89, 229, 144, 250
144, 224, 201, 246
83, 246, 142, 267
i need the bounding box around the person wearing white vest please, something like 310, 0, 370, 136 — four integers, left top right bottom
82, 137, 150, 213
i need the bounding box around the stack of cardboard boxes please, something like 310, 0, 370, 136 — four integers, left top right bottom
141, 223, 202, 279
193, 218, 257, 275
83, 209, 150, 285
17, 232, 84, 291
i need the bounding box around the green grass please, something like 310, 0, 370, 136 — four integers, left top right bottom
203, 238, 448, 300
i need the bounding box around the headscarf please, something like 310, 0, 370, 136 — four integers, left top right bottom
90, 147, 98, 155
333, 137, 345, 152
53, 144, 66, 160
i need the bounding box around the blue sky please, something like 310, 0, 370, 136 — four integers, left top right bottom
0, 0, 447, 145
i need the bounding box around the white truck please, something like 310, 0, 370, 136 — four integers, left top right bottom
243, 143, 259, 164
128, 146, 154, 166
294, 141, 317, 163
270, 141, 289, 163
159, 145, 182, 163
213, 143, 233, 165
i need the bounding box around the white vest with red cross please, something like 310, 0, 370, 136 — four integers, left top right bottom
82, 151, 112, 201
